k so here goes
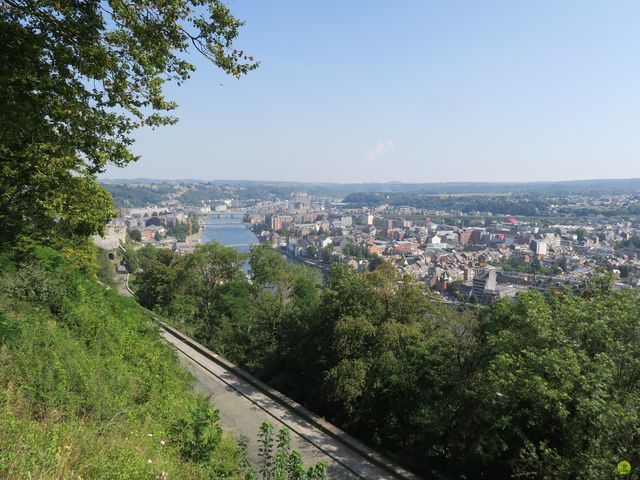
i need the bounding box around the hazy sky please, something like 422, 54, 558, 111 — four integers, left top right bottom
103, 1, 640, 183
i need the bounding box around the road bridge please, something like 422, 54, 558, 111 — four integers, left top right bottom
205, 210, 247, 216
200, 222, 247, 226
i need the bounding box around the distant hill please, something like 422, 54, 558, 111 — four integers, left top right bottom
339, 178, 640, 195
101, 177, 640, 207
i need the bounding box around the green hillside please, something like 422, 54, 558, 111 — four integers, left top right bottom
0, 246, 243, 479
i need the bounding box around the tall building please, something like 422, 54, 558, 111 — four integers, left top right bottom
360, 214, 374, 225
472, 269, 497, 303
470, 229, 484, 244
292, 192, 311, 210
459, 229, 473, 246
271, 215, 283, 231
435, 272, 450, 292
532, 240, 547, 256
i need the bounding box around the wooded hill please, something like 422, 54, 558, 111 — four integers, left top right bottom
132, 243, 640, 479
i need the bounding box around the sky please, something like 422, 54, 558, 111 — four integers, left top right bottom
103, 0, 640, 183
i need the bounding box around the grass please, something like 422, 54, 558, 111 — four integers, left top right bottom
0, 245, 245, 479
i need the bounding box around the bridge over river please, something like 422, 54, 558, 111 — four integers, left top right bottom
200, 222, 248, 227
200, 213, 258, 253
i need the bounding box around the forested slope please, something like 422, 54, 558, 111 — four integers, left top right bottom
0, 246, 244, 479
133, 243, 640, 479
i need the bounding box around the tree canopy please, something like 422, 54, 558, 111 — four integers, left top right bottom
0, 0, 257, 243
134, 242, 640, 478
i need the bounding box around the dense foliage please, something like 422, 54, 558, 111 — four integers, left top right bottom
105, 183, 307, 208
255, 421, 327, 480
343, 191, 640, 218
0, 245, 327, 479
492, 258, 563, 276
167, 214, 201, 242
617, 236, 640, 250
0, 0, 256, 244
0, 246, 245, 478
105, 183, 179, 208
135, 243, 640, 478
343, 192, 551, 216
107, 179, 640, 210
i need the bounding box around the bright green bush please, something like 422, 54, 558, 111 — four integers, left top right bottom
171, 397, 223, 464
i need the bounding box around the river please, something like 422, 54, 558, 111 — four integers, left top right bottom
200, 214, 259, 253
200, 214, 320, 275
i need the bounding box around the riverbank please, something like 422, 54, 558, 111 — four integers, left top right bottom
279, 248, 327, 270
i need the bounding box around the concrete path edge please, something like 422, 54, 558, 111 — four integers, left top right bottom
155, 318, 422, 480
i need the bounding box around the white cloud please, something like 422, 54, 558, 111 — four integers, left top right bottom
363, 140, 395, 164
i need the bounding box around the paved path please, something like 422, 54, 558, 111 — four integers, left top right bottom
160, 326, 416, 480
